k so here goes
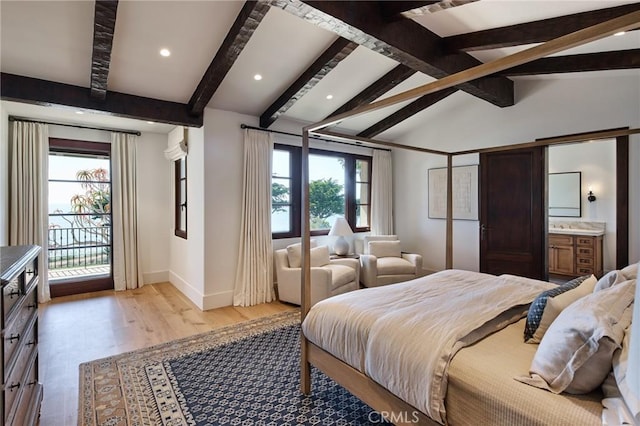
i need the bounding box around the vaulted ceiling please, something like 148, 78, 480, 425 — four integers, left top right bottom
1, 1, 639, 139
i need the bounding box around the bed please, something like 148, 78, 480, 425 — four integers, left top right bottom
300, 269, 627, 425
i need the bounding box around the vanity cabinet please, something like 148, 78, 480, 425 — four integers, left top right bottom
0, 245, 42, 426
549, 233, 603, 278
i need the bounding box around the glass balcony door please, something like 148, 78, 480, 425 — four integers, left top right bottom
48, 139, 113, 297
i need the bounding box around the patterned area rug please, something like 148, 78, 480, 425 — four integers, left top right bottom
79, 310, 388, 425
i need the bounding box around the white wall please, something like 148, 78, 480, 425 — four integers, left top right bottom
549, 140, 616, 271
0, 104, 8, 245
394, 74, 640, 273
169, 126, 206, 308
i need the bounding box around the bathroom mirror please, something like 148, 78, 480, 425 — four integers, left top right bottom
549, 172, 581, 217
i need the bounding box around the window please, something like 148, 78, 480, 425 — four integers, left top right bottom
175, 157, 187, 239
48, 138, 113, 297
271, 144, 371, 238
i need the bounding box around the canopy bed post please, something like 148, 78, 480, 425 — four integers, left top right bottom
446, 154, 453, 269
300, 128, 311, 394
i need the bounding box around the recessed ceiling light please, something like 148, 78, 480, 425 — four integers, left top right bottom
326, 94, 333, 100
75, 111, 84, 115
614, 31, 626, 36
254, 74, 263, 81
147, 121, 155, 124
160, 48, 171, 57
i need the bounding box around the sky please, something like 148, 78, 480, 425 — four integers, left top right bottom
48, 154, 110, 210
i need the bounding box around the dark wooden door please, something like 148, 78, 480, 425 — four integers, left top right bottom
480, 147, 546, 279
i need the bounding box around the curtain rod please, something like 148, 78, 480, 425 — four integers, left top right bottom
9, 116, 141, 136
240, 124, 390, 152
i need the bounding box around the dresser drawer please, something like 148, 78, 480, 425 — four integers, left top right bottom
23, 259, 37, 290
576, 247, 594, 257
5, 349, 38, 425
3, 278, 22, 321
577, 266, 594, 275
4, 288, 37, 369
576, 237, 594, 247
549, 234, 573, 246
577, 257, 594, 267
5, 316, 37, 382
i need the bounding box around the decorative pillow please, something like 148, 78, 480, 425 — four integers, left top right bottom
515, 280, 635, 394
310, 246, 330, 267
524, 275, 596, 343
286, 239, 317, 268
368, 240, 401, 258
594, 270, 627, 292
621, 262, 638, 280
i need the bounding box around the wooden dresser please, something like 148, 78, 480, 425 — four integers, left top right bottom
0, 245, 42, 425
549, 233, 603, 278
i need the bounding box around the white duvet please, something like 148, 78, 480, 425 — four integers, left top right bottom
301, 269, 555, 424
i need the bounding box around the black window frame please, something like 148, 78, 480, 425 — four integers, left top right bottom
174, 157, 187, 239
271, 144, 372, 239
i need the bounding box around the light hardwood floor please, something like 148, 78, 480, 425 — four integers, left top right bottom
37, 282, 296, 426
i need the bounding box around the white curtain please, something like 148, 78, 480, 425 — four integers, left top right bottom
111, 132, 142, 291
9, 121, 51, 303
371, 149, 394, 235
233, 129, 274, 306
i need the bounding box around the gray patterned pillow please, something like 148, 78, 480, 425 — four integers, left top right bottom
524, 275, 591, 343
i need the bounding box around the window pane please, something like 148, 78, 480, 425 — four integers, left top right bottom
273, 150, 290, 177
356, 205, 369, 228
272, 206, 291, 233
356, 182, 369, 204
180, 180, 187, 204
309, 154, 345, 231
179, 208, 186, 231
49, 155, 109, 181
272, 178, 290, 204
356, 159, 369, 183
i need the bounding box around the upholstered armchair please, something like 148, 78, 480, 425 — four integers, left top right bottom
274, 244, 359, 306
359, 236, 423, 287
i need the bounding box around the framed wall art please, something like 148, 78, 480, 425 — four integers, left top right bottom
428, 165, 479, 220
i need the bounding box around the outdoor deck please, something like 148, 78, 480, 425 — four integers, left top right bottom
48, 265, 110, 281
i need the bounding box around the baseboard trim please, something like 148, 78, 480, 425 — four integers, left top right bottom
203, 290, 234, 311
143, 270, 169, 284
168, 271, 204, 310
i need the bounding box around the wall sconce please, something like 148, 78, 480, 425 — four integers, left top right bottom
587, 186, 597, 203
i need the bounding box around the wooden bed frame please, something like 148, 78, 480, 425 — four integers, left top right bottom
296, 10, 640, 426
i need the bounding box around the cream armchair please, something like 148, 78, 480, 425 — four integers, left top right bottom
274, 244, 359, 306
359, 236, 423, 287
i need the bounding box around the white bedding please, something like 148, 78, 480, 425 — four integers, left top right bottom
301, 269, 555, 424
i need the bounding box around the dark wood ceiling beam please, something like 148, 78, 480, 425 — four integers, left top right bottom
1, 73, 202, 127
188, 1, 270, 115
358, 88, 457, 138
445, 3, 640, 52
502, 49, 640, 76
90, 0, 119, 100
260, 37, 357, 128
328, 64, 416, 118
272, 0, 514, 107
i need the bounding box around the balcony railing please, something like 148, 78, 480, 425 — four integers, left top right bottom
48, 225, 111, 271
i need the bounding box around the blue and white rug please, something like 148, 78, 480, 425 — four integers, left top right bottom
79, 310, 391, 426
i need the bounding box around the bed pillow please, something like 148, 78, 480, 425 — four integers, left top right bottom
524, 275, 596, 343
368, 240, 402, 258
286, 239, 317, 268
310, 246, 330, 267
594, 270, 627, 292
515, 279, 635, 394
621, 262, 638, 280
